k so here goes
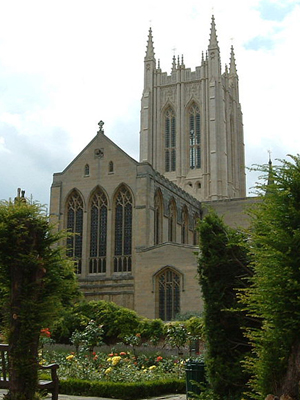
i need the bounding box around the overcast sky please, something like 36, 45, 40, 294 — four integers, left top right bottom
0, 0, 299, 207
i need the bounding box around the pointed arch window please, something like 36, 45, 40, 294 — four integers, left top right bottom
89, 188, 108, 274
168, 199, 176, 242
165, 107, 176, 172
154, 189, 163, 245
181, 206, 189, 244
193, 212, 200, 245
109, 161, 114, 173
114, 185, 133, 273
157, 268, 180, 321
84, 164, 90, 176
189, 104, 201, 169
66, 190, 83, 274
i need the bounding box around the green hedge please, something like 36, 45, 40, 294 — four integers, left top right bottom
59, 378, 185, 399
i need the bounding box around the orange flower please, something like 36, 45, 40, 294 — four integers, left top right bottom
156, 356, 163, 362
40, 328, 51, 338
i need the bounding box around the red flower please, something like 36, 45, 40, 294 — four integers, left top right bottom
156, 356, 163, 362
40, 328, 51, 338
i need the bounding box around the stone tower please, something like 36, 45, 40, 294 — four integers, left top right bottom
140, 16, 246, 201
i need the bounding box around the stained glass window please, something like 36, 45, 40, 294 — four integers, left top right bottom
114, 186, 132, 273
165, 107, 176, 172
66, 190, 83, 274
189, 104, 201, 169
158, 268, 180, 321
89, 189, 108, 274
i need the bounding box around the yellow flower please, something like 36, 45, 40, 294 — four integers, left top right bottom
149, 365, 156, 370
105, 367, 112, 374
66, 354, 75, 361
106, 357, 112, 362
112, 356, 121, 366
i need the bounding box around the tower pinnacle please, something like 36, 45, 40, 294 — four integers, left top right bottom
229, 45, 237, 75
145, 27, 155, 61
208, 15, 219, 50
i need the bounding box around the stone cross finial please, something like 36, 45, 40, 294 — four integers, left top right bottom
98, 120, 104, 133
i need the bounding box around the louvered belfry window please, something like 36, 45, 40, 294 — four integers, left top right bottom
66, 190, 83, 274
165, 107, 176, 172
114, 186, 132, 273
189, 104, 201, 169
89, 189, 108, 274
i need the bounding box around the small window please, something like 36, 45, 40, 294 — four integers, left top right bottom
109, 161, 114, 173
84, 164, 90, 176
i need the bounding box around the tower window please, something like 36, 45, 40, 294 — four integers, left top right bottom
189, 104, 201, 169
89, 188, 108, 274
114, 185, 133, 273
165, 107, 176, 172
66, 190, 84, 274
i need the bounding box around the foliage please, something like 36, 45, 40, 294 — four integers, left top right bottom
58, 376, 185, 399
138, 318, 164, 344
70, 320, 104, 354
197, 210, 253, 400
241, 155, 300, 399
42, 349, 186, 384
164, 322, 189, 355
51, 300, 142, 344
0, 200, 79, 400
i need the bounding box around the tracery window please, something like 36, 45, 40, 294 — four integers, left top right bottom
154, 189, 163, 245
157, 268, 180, 321
66, 190, 83, 274
89, 188, 108, 274
168, 199, 176, 242
189, 104, 201, 169
181, 206, 188, 244
114, 185, 133, 273
165, 107, 176, 172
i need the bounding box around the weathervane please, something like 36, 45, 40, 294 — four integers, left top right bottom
98, 120, 104, 133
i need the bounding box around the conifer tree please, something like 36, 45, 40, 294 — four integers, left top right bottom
0, 199, 78, 400
242, 155, 300, 400
198, 210, 252, 400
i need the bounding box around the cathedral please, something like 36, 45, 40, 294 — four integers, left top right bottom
50, 16, 253, 320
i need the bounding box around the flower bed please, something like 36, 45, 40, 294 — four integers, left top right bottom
42, 349, 186, 383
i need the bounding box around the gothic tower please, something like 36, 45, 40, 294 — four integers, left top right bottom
140, 16, 246, 201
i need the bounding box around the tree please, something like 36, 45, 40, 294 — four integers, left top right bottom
242, 155, 300, 400
198, 210, 253, 400
0, 199, 79, 400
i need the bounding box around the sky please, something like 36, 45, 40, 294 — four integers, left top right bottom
0, 0, 300, 207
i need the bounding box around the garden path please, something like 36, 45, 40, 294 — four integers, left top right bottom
0, 390, 186, 400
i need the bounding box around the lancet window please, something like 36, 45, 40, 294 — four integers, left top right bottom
157, 268, 180, 321
165, 107, 176, 172
89, 188, 108, 274
66, 190, 83, 274
114, 185, 133, 273
189, 104, 201, 169
168, 199, 176, 242
154, 189, 163, 245
181, 206, 189, 244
